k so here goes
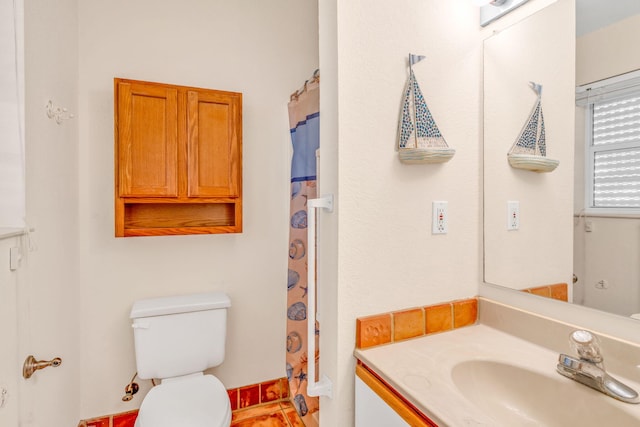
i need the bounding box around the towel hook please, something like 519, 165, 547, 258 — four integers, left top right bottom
46, 100, 75, 125
23, 355, 62, 379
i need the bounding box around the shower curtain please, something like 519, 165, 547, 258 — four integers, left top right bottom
286, 74, 320, 427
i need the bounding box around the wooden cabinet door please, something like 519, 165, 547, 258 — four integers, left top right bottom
117, 81, 178, 197
186, 90, 241, 198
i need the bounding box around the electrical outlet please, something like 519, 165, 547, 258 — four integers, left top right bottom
432, 201, 448, 234
585, 221, 593, 232
507, 201, 519, 230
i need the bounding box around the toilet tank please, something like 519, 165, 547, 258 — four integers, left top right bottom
130, 292, 231, 380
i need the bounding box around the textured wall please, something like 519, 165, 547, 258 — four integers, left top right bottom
76, 0, 318, 418
320, 1, 482, 425
318, 1, 569, 425
22, 0, 81, 425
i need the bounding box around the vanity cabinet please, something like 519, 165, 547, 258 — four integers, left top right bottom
356, 376, 409, 427
114, 78, 242, 237
355, 364, 435, 427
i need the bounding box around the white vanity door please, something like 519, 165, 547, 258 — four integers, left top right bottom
0, 237, 19, 426
355, 376, 409, 427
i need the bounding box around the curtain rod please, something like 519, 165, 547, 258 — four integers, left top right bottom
576, 68, 640, 106
290, 69, 319, 102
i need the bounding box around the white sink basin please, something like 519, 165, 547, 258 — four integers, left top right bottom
354, 324, 640, 426
452, 360, 639, 426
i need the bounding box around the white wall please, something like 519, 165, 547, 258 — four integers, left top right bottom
574, 217, 640, 316
320, 1, 482, 425
334, 0, 482, 311
0, 236, 20, 426
573, 13, 640, 317
76, 0, 318, 419
22, 0, 80, 425
576, 14, 640, 86
318, 1, 572, 425
0, 3, 24, 423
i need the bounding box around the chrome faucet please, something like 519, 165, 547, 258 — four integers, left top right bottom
556, 330, 640, 404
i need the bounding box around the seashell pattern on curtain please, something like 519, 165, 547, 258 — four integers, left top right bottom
286, 76, 320, 427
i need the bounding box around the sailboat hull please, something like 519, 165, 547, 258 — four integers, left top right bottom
507, 153, 559, 173
399, 147, 456, 164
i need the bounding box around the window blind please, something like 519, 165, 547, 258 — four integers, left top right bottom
594, 147, 640, 207
588, 84, 640, 208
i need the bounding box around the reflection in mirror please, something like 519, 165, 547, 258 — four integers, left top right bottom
483, 0, 574, 294
484, 0, 640, 320
573, 0, 640, 317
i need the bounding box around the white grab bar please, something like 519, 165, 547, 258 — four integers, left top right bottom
306, 194, 333, 398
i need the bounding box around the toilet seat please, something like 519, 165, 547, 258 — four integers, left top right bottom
135, 373, 231, 427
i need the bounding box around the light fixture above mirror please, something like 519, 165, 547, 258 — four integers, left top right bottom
478, 0, 531, 27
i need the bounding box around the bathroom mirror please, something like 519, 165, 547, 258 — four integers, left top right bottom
483, 0, 640, 318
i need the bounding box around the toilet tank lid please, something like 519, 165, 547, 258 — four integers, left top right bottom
130, 292, 231, 319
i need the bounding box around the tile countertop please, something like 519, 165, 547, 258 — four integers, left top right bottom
354, 300, 640, 427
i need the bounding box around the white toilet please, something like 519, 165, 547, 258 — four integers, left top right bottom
130, 292, 232, 427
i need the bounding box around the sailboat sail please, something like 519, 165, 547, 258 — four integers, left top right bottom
507, 82, 558, 172
397, 54, 454, 164
509, 83, 545, 156
399, 70, 447, 149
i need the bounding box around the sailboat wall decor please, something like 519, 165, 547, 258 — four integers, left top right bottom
397, 54, 455, 164
507, 81, 559, 173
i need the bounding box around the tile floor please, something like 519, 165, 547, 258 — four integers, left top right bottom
231, 401, 305, 427
80, 399, 305, 427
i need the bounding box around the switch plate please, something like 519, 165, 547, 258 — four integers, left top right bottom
507, 201, 519, 230
432, 201, 448, 234
585, 221, 593, 232
9, 247, 21, 271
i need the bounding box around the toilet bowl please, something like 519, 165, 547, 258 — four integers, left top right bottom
134, 373, 231, 427
130, 292, 232, 427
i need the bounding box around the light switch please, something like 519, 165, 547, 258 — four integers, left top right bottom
10, 246, 21, 271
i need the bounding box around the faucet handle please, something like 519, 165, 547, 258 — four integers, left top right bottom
570, 330, 603, 364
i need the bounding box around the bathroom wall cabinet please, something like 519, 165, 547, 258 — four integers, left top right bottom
114, 78, 242, 237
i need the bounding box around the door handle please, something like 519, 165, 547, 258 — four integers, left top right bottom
23, 355, 62, 379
